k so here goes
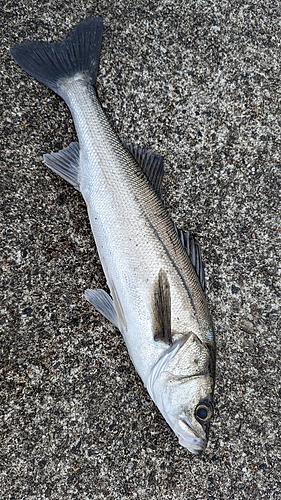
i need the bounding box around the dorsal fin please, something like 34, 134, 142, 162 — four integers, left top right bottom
175, 225, 206, 291
152, 269, 172, 345
122, 140, 164, 198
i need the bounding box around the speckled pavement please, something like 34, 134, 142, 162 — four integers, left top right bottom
1, 1, 280, 499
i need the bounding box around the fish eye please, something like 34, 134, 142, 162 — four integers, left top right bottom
195, 402, 213, 423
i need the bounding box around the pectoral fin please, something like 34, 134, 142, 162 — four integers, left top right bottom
85, 289, 119, 328
152, 269, 172, 345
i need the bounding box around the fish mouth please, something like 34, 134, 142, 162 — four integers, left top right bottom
175, 416, 207, 455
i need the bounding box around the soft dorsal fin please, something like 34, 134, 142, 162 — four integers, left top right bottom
152, 269, 172, 345
123, 140, 164, 198
175, 225, 205, 291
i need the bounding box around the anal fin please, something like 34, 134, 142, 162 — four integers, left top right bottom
43, 142, 80, 190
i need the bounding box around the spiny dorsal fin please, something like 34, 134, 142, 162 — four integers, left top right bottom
175, 224, 206, 291
123, 140, 164, 198
152, 269, 172, 345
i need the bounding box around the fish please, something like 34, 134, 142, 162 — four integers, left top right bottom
10, 17, 215, 454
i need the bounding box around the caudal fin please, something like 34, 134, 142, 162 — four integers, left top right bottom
9, 17, 103, 97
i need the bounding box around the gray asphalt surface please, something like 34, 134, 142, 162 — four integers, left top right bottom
1, 1, 280, 499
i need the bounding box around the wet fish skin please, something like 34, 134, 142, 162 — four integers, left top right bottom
10, 17, 215, 454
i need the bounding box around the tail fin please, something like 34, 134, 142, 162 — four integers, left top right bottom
9, 17, 103, 97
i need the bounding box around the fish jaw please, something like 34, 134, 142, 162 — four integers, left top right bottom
178, 434, 207, 455
175, 415, 207, 455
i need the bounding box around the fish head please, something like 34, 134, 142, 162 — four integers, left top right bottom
171, 377, 214, 455
147, 332, 215, 455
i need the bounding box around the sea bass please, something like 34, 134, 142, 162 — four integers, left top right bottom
10, 17, 215, 454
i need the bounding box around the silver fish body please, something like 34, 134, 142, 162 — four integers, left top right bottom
10, 18, 215, 454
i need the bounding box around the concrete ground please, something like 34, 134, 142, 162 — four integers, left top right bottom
1, 1, 280, 499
